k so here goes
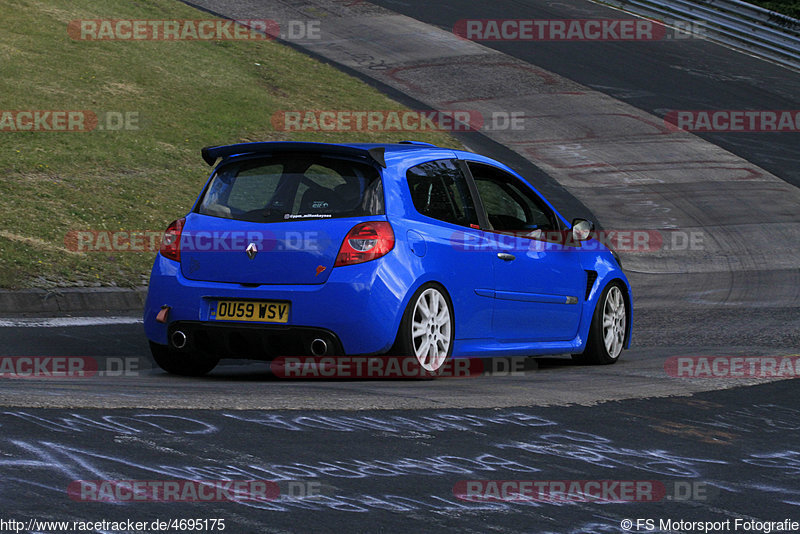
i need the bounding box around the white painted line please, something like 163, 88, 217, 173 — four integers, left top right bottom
0, 316, 143, 328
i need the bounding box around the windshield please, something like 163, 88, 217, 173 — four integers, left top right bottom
197, 154, 384, 223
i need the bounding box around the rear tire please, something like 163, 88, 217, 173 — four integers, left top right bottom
149, 341, 219, 376
394, 283, 454, 373
573, 282, 627, 365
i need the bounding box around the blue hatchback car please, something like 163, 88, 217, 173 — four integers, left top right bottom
144, 141, 632, 376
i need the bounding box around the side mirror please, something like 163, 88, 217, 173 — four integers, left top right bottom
571, 218, 594, 241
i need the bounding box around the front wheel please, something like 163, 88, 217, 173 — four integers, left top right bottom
149, 341, 220, 376
394, 283, 454, 373
573, 282, 628, 365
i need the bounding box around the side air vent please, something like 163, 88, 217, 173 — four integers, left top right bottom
585, 270, 598, 300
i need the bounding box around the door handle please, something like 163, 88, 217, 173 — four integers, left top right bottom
497, 253, 516, 261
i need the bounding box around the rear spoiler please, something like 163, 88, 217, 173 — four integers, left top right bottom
201, 142, 386, 168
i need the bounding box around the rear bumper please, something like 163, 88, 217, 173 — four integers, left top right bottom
164, 321, 343, 359
143, 254, 409, 356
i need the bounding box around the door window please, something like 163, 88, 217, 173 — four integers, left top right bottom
467, 162, 557, 233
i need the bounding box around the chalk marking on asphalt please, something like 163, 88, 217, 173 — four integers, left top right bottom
0, 316, 143, 328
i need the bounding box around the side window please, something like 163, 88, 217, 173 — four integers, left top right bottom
467, 162, 557, 233
406, 159, 479, 228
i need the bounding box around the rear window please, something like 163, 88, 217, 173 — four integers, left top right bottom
197, 154, 384, 222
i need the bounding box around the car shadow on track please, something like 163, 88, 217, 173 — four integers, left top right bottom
147, 355, 583, 382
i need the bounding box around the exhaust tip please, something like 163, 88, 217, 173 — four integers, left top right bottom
171, 330, 188, 350
310, 338, 328, 357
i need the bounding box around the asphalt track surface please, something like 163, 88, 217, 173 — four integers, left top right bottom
1, 380, 799, 532
2, 0, 799, 532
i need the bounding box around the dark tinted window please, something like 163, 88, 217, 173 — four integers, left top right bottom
406, 159, 478, 227
197, 155, 383, 222
468, 162, 557, 232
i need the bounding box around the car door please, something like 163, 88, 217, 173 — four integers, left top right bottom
404, 158, 497, 343
465, 161, 585, 343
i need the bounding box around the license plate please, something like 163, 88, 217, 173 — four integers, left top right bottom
214, 300, 290, 323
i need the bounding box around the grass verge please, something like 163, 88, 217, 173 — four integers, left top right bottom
746, 1, 800, 20
0, 0, 461, 289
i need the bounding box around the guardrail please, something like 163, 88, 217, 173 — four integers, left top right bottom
598, 0, 800, 71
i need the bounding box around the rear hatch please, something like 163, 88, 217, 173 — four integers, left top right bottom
180, 153, 385, 285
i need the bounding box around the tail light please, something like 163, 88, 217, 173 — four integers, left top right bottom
159, 218, 185, 262
334, 221, 395, 267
